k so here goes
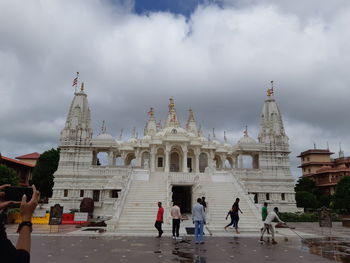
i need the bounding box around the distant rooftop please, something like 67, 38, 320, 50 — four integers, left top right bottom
15, 152, 41, 160
0, 155, 35, 167
297, 149, 334, 157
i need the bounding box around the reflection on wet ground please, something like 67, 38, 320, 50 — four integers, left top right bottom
302, 237, 350, 263
8, 235, 334, 262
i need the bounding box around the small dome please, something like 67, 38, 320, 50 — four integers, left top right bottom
212, 139, 221, 145
128, 137, 138, 143
92, 132, 116, 146
95, 133, 114, 141
142, 135, 152, 141
238, 135, 257, 145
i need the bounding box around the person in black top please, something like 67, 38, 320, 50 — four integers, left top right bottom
201, 197, 207, 212
0, 184, 40, 263
231, 198, 243, 234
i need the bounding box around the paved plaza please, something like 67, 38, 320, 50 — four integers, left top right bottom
6, 235, 333, 263
5, 222, 350, 263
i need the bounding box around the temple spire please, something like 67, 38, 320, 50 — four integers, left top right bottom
186, 108, 198, 135
258, 83, 288, 144
60, 84, 92, 145
165, 98, 180, 128
144, 107, 157, 136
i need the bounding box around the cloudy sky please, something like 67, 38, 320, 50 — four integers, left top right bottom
1, 0, 350, 179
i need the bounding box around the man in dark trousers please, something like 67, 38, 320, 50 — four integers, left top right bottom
154, 202, 164, 237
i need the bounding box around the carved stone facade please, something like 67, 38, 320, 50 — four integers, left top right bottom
49, 85, 297, 225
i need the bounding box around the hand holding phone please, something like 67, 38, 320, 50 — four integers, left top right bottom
5, 186, 33, 202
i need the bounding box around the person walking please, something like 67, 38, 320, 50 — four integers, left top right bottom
231, 198, 243, 234
154, 202, 164, 238
260, 202, 270, 234
260, 207, 284, 244
170, 202, 182, 240
224, 207, 235, 231
192, 198, 206, 244
201, 196, 207, 212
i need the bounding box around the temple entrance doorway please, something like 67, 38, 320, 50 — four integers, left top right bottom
172, 185, 192, 213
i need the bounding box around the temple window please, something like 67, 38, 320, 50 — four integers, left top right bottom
80, 190, 84, 197
281, 193, 285, 201
158, 157, 163, 167
93, 190, 100, 202
266, 193, 270, 200
64, 189, 68, 197
110, 190, 121, 198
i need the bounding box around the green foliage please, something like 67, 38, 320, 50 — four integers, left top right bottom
279, 212, 318, 222
279, 212, 340, 222
0, 164, 19, 186
32, 148, 60, 199
318, 194, 332, 208
295, 177, 317, 194
333, 176, 350, 214
295, 191, 319, 209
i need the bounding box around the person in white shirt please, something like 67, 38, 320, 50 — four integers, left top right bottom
260, 207, 284, 244
170, 202, 182, 239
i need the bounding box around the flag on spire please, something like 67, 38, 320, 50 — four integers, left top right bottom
267, 80, 274, 97
72, 72, 79, 87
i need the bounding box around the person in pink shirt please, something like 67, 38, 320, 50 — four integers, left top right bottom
170, 202, 182, 239
154, 202, 164, 237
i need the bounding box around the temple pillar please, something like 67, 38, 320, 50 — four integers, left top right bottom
182, 150, 188, 172
108, 150, 114, 166
150, 147, 156, 172
92, 151, 97, 165
164, 150, 170, 172
239, 154, 243, 169
194, 149, 200, 173
135, 149, 141, 166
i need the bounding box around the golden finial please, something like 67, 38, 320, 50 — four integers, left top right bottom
80, 82, 84, 91
267, 80, 274, 97
169, 97, 175, 111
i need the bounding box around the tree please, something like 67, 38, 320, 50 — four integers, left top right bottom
295, 191, 319, 210
333, 176, 350, 214
295, 177, 317, 194
0, 164, 19, 186
32, 148, 60, 199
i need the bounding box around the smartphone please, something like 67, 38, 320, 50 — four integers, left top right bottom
4, 186, 33, 202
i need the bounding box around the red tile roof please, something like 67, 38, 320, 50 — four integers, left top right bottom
0, 156, 35, 167
15, 152, 40, 160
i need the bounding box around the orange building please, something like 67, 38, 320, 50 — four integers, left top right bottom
0, 154, 35, 185
298, 149, 350, 195
16, 152, 40, 166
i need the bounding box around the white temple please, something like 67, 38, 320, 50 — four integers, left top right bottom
49, 83, 297, 233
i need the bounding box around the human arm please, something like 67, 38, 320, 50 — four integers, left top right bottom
274, 212, 284, 224
202, 206, 206, 224
16, 185, 40, 253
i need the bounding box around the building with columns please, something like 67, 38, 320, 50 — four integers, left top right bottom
49, 84, 297, 233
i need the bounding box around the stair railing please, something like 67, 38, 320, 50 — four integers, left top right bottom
110, 168, 134, 227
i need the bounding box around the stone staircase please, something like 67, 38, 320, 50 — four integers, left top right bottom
114, 172, 169, 234
202, 172, 262, 234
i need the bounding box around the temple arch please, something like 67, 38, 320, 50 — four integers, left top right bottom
141, 151, 150, 168
125, 153, 136, 166
155, 147, 165, 171
214, 155, 222, 170
199, 152, 208, 173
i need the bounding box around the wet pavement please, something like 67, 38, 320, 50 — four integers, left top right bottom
7, 235, 336, 263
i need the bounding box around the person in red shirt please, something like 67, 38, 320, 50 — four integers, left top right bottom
154, 202, 164, 237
